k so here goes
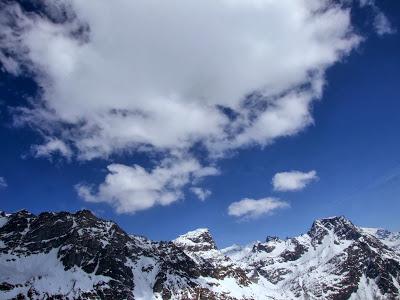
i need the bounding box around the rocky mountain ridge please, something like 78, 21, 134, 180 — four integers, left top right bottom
0, 210, 399, 300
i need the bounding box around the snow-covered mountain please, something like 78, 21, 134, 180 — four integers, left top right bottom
1, 210, 400, 300
361, 227, 400, 253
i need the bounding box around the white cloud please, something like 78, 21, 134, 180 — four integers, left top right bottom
272, 170, 318, 192
0, 177, 7, 189
373, 12, 395, 36
190, 187, 212, 201
1, 0, 361, 159
228, 197, 289, 219
76, 157, 218, 214
32, 138, 72, 159
358, 0, 395, 35
0, 0, 387, 213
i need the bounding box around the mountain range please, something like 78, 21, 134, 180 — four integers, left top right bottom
1, 210, 400, 300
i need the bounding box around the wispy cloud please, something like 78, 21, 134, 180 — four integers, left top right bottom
358, 0, 396, 36
373, 12, 396, 35
190, 187, 212, 201
32, 138, 72, 160
272, 170, 318, 192
0, 177, 7, 189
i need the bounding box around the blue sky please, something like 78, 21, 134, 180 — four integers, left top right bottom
0, 0, 400, 247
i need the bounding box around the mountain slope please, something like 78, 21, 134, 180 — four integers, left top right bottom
361, 227, 400, 253
0, 210, 399, 300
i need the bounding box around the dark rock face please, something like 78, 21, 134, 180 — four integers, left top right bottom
0, 210, 137, 299
265, 236, 280, 243
1, 210, 400, 299
337, 238, 400, 299
308, 216, 362, 245
279, 239, 307, 262
252, 241, 275, 253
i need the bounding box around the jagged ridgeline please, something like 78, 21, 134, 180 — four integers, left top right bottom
0, 210, 400, 300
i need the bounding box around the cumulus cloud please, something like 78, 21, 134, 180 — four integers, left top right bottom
1, 0, 362, 158
0, 177, 7, 188
0, 0, 389, 213
272, 170, 318, 192
228, 197, 289, 219
190, 187, 212, 201
76, 157, 218, 214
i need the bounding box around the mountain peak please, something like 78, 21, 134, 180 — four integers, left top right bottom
173, 228, 217, 251
309, 215, 361, 243
15, 209, 34, 217
75, 209, 96, 218
315, 215, 349, 224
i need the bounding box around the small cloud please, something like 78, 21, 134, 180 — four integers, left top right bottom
228, 197, 289, 220
32, 138, 72, 160
373, 12, 395, 36
0, 177, 7, 188
76, 157, 218, 214
190, 187, 211, 201
358, 0, 395, 36
272, 170, 318, 192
